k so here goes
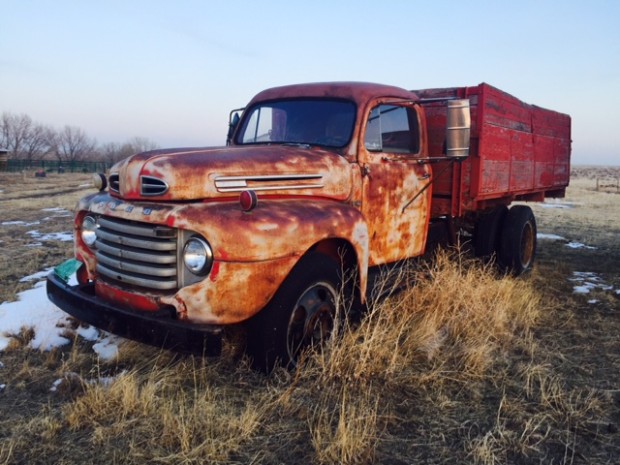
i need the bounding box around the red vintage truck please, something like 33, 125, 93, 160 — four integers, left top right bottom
47, 82, 571, 369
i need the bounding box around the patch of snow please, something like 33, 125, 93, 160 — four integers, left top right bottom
2, 220, 40, 226
0, 270, 98, 355
27, 230, 73, 242
41, 207, 67, 212
539, 203, 571, 209
0, 281, 72, 351
92, 336, 120, 361
1, 267, 124, 359
565, 241, 596, 250
78, 183, 91, 188
570, 271, 614, 296
537, 233, 566, 241
573, 285, 593, 294
25, 242, 43, 248
76, 325, 99, 342
19, 267, 54, 283
49, 378, 63, 392
0, 384, 5, 391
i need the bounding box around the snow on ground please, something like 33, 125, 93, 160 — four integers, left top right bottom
565, 241, 597, 250
0, 280, 75, 351
538, 200, 578, 209
537, 233, 598, 250
41, 207, 72, 218
537, 233, 566, 241
570, 271, 615, 296
19, 267, 55, 283
0, 271, 121, 360
1, 220, 41, 227
26, 230, 74, 242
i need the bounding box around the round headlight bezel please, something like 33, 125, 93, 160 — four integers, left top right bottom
92, 173, 108, 191
81, 215, 98, 248
183, 236, 213, 276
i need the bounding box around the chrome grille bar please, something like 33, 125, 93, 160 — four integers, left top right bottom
95, 216, 178, 291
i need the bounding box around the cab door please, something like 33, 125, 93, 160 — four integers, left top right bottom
360, 102, 432, 266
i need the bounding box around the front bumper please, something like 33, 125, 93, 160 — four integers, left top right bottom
46, 272, 222, 356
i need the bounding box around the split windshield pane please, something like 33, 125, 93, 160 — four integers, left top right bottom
237, 99, 356, 148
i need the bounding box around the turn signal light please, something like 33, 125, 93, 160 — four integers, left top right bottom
240, 190, 258, 212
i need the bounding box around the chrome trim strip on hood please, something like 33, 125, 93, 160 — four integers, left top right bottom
214, 174, 324, 193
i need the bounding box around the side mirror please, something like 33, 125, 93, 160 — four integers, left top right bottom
445, 99, 470, 159
226, 109, 244, 146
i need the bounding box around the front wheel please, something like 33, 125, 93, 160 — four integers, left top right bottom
498, 205, 537, 276
245, 252, 342, 372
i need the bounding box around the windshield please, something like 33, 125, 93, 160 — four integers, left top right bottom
236, 99, 356, 148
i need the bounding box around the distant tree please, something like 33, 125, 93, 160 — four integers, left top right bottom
128, 136, 159, 153
52, 125, 97, 162
98, 137, 159, 164
1, 111, 160, 165
1, 113, 33, 158
23, 124, 54, 161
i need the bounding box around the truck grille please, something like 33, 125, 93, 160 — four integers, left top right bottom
95, 216, 178, 291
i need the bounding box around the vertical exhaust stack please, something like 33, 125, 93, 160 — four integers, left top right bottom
446, 99, 471, 159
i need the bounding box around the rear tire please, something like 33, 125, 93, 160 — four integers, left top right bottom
245, 252, 342, 372
474, 206, 508, 260
498, 205, 537, 276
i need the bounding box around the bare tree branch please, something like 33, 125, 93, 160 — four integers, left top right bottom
53, 125, 97, 162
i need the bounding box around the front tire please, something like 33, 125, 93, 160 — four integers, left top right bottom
245, 252, 341, 372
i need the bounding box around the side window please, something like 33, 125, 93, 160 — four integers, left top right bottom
241, 107, 275, 143
364, 105, 420, 154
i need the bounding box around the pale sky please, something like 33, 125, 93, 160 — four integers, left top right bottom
1, 0, 619, 165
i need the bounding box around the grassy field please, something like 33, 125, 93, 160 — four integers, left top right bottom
0, 168, 619, 464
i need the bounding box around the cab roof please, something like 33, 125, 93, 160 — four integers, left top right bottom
248, 82, 418, 107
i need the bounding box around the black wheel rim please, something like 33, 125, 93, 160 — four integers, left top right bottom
286, 281, 338, 362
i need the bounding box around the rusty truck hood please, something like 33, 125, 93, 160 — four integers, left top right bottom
110, 145, 354, 201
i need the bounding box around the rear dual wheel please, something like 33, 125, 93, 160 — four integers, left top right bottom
474, 205, 537, 276
474, 206, 508, 260
498, 205, 537, 276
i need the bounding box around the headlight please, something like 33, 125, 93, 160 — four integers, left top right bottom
183, 237, 213, 275
92, 173, 107, 191
81, 215, 98, 247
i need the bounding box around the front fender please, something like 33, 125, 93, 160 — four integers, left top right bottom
80, 195, 369, 324
171, 199, 370, 317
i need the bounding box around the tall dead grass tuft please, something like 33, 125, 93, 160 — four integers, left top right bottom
309, 385, 380, 465
313, 249, 544, 387
64, 359, 270, 464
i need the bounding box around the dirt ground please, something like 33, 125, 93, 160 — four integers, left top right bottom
0, 167, 619, 464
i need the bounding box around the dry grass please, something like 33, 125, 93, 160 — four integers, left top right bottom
309, 385, 380, 465
312, 251, 542, 387
64, 362, 268, 464
1, 169, 619, 463
0, 172, 92, 302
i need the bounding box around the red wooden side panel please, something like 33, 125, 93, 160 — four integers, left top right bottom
415, 83, 571, 217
